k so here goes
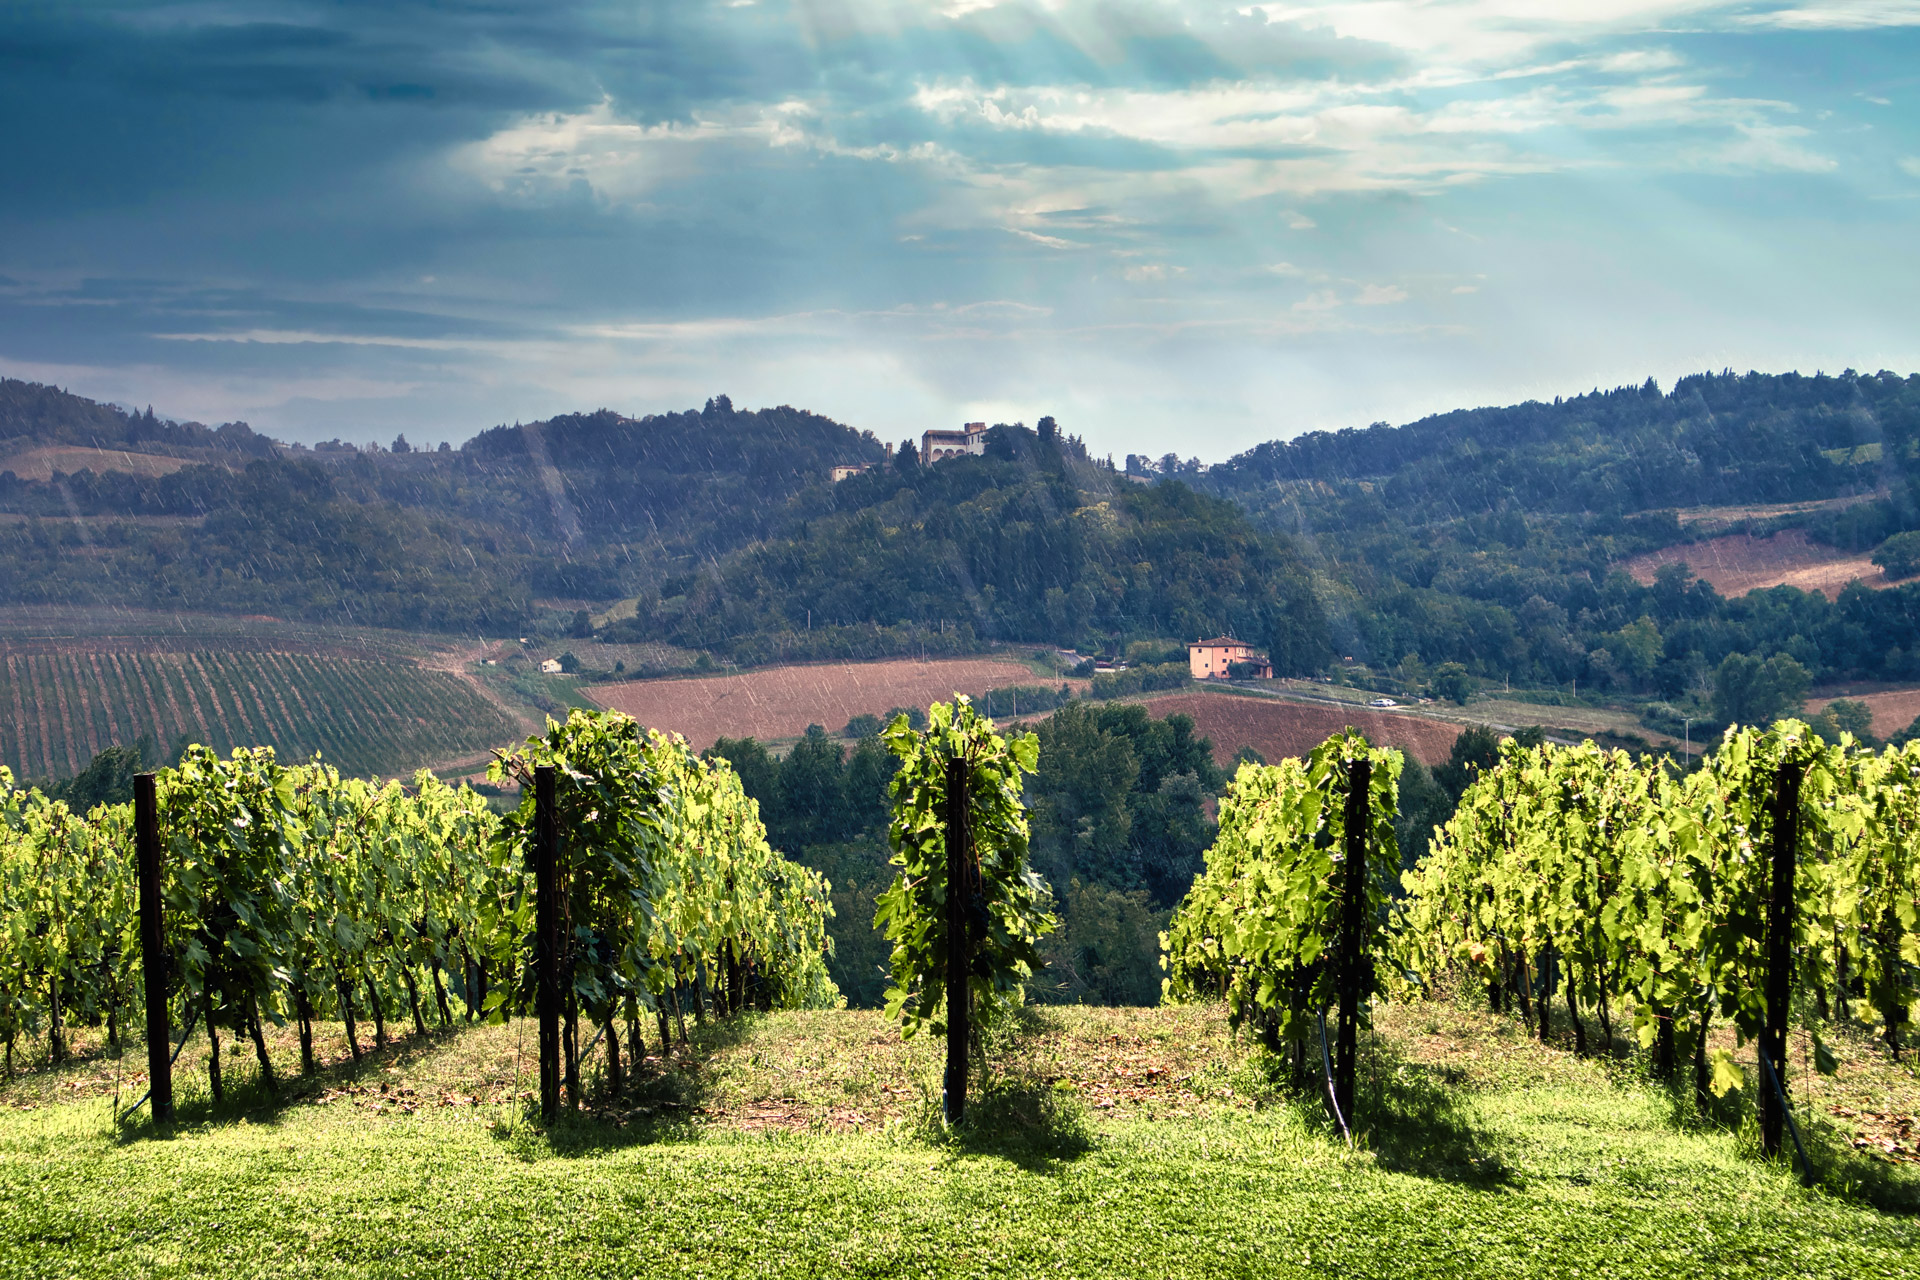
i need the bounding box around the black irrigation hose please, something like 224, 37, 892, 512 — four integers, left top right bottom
1758, 1050, 1813, 1185
580, 1021, 607, 1065
1317, 1008, 1352, 1148
117, 994, 208, 1124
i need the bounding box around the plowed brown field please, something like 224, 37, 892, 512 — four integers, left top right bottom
587, 657, 1072, 750
1810, 687, 1920, 740
1125, 691, 1462, 767
0, 444, 196, 482
1619, 529, 1889, 601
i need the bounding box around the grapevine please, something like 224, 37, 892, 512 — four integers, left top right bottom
1162, 730, 1400, 1057
0, 708, 838, 1106
872, 696, 1055, 1039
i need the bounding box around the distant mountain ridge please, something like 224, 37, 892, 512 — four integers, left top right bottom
2, 370, 1918, 705
1208, 370, 1917, 522
0, 377, 275, 458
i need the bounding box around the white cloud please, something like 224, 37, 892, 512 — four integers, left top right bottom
1244, 2, 1736, 65
1009, 227, 1082, 248
1690, 123, 1838, 173
1293, 289, 1343, 311
907, 57, 1833, 222
1355, 283, 1409, 305
1742, 3, 1920, 29
152, 330, 474, 350
1123, 263, 1186, 281
1900, 156, 1920, 177
1598, 48, 1686, 73
451, 97, 918, 206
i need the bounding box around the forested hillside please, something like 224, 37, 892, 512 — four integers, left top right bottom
1197, 370, 1920, 706
0, 378, 276, 457
0, 385, 1328, 666
5, 370, 1920, 712
0, 389, 886, 634
1210, 370, 1915, 519
602, 422, 1328, 670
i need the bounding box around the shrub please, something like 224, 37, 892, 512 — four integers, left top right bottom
1872, 530, 1920, 580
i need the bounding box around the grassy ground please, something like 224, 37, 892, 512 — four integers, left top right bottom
1, 1001, 1916, 1279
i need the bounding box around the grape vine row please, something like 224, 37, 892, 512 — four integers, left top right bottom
0, 708, 838, 1099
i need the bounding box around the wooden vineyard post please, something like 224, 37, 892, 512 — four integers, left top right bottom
1334, 756, 1371, 1130
1760, 760, 1802, 1158
944, 756, 971, 1126
535, 764, 561, 1125
135, 773, 172, 1123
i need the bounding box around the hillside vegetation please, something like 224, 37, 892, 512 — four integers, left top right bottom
1197, 370, 1920, 708
603, 424, 1328, 671
0, 384, 1317, 666
6, 369, 1920, 755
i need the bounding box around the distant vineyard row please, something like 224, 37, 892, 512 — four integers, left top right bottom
0, 649, 519, 779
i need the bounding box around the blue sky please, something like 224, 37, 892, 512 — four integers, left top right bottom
0, 1, 1916, 457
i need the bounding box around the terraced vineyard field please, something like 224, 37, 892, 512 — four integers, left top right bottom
0, 646, 520, 780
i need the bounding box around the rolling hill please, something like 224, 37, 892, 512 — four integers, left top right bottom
5, 367, 1920, 789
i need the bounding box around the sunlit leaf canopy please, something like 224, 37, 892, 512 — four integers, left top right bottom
0, 2, 1915, 451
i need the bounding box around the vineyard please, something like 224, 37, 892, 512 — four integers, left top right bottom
0, 709, 838, 1107
0, 646, 519, 779
1153, 716, 1920, 1170
0, 704, 1916, 1277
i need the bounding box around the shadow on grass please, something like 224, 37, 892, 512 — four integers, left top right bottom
1667, 1077, 1920, 1215
894, 1005, 1096, 1170
89, 1006, 775, 1149
942, 1071, 1096, 1171
520, 1014, 765, 1157
111, 1023, 474, 1143
1351, 1043, 1513, 1188
1802, 1120, 1920, 1215
541, 1005, 1098, 1167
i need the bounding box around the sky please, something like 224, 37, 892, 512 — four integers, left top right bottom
0, 1, 1916, 459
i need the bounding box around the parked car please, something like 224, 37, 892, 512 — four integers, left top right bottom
1367, 697, 1397, 708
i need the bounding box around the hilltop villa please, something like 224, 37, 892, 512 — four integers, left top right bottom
921, 422, 988, 462
1188, 636, 1273, 680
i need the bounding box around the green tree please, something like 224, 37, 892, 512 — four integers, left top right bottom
1871, 530, 1920, 580
45, 744, 149, 810
1027, 702, 1139, 886
1264, 574, 1333, 676
1395, 757, 1453, 871
776, 726, 847, 848
706, 737, 778, 815
1610, 615, 1664, 680
1433, 724, 1500, 801
841, 733, 898, 838
1829, 698, 1875, 739
1038, 880, 1167, 1005
1711, 651, 1810, 726
1432, 662, 1474, 705
1892, 715, 1920, 748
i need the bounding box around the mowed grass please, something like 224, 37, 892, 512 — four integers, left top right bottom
1, 1003, 1916, 1279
